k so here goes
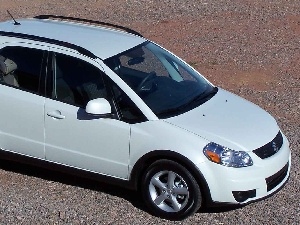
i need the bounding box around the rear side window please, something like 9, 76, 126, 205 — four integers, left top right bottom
0, 46, 44, 94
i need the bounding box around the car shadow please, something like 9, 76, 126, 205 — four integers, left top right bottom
0, 157, 242, 216
198, 205, 243, 213
0, 158, 148, 213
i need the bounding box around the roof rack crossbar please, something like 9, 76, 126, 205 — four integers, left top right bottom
34, 15, 143, 37
0, 31, 97, 59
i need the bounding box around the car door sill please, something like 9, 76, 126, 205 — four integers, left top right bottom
0, 148, 135, 190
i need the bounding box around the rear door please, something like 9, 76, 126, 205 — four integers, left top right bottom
0, 43, 47, 158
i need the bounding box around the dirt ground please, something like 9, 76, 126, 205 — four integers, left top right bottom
0, 0, 299, 224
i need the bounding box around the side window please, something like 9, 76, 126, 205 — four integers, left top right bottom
0, 46, 44, 94
52, 53, 107, 108
109, 81, 147, 124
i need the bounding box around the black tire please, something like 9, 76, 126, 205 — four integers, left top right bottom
141, 159, 202, 220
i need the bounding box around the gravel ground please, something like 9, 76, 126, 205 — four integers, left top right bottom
0, 0, 299, 224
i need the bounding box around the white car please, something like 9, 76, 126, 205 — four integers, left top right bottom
0, 15, 291, 220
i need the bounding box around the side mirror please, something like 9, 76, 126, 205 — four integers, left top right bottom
86, 98, 111, 115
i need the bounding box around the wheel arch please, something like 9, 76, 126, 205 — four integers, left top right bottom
129, 150, 213, 205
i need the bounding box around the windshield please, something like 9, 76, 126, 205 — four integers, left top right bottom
104, 41, 217, 118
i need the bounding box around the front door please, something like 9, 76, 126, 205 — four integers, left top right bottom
44, 51, 130, 179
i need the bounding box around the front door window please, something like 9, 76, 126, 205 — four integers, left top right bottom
51, 53, 108, 107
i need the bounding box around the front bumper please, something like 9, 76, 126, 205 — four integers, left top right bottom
198, 133, 291, 205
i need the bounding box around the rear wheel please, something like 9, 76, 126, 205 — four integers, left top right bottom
141, 159, 202, 220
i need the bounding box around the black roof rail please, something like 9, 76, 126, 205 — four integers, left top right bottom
0, 31, 97, 59
34, 15, 144, 37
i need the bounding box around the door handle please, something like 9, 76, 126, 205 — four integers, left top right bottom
47, 110, 66, 119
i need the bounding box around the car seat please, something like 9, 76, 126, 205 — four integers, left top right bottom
0, 55, 19, 87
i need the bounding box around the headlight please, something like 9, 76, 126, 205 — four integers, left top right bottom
203, 142, 253, 168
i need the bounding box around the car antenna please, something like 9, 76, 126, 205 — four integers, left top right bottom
7, 10, 21, 25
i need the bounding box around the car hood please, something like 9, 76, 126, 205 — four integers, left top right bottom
164, 88, 279, 152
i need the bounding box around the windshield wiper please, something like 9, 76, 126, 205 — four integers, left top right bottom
157, 87, 218, 118
189, 86, 218, 105
177, 86, 218, 110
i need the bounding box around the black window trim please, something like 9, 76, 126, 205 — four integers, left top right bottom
0, 31, 97, 59
0, 45, 48, 97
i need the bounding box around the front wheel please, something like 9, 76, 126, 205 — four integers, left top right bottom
141, 160, 202, 220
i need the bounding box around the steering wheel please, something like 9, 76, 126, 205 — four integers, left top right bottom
136, 71, 156, 93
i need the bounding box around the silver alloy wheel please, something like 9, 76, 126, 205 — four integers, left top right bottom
148, 170, 190, 212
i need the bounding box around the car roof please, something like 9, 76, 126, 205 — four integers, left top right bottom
0, 18, 146, 59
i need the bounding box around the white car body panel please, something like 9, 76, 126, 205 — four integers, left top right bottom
0, 84, 45, 158
199, 139, 291, 203
44, 98, 130, 179
165, 88, 279, 151
129, 120, 209, 174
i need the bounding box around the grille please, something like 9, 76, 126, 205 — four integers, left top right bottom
253, 131, 283, 159
266, 162, 289, 192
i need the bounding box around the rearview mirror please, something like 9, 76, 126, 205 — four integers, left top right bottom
128, 56, 144, 66
86, 98, 111, 115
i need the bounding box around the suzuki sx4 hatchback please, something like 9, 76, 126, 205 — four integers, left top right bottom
0, 16, 291, 220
